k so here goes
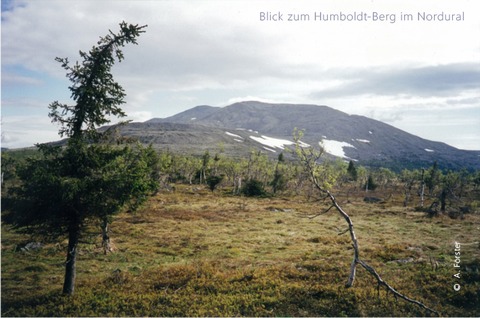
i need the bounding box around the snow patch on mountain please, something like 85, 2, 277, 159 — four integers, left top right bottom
225, 131, 243, 139
250, 135, 294, 150
263, 146, 277, 153
355, 139, 370, 143
321, 139, 356, 159
297, 140, 311, 148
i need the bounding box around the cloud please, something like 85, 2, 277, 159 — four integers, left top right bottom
1, 115, 61, 148
0, 1, 281, 101
1, 0, 26, 13
311, 63, 480, 98
225, 96, 286, 106
1, 72, 43, 86
2, 0, 480, 149
1, 97, 46, 109
127, 111, 153, 123
387, 106, 480, 150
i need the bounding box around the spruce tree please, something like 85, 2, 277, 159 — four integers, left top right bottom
7, 22, 157, 295
347, 160, 358, 181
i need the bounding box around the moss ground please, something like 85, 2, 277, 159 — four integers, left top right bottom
2, 185, 479, 316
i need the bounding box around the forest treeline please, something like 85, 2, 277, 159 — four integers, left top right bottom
3, 146, 479, 215
135, 148, 479, 211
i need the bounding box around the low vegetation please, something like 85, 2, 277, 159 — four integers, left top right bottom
2, 183, 479, 316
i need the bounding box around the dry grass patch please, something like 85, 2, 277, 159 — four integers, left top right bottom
2, 184, 479, 316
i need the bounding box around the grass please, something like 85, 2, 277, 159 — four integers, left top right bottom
2, 185, 480, 316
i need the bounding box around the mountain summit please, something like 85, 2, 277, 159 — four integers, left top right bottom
127, 101, 479, 170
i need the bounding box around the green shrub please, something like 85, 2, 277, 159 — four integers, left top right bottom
241, 179, 266, 197
206, 175, 223, 192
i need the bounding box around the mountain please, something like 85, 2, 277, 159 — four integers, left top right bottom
121, 101, 479, 171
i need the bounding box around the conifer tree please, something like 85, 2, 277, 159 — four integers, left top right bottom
346, 160, 358, 181
7, 22, 157, 295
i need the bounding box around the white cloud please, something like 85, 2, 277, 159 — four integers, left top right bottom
1, 72, 43, 86
1, 115, 62, 148
225, 96, 285, 106
2, 0, 480, 149
127, 111, 153, 123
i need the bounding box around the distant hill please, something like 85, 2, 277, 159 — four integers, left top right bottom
120, 101, 479, 170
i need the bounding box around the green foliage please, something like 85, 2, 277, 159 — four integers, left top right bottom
199, 150, 211, 184
315, 160, 343, 190
347, 160, 358, 181
7, 141, 158, 240
246, 150, 271, 184
425, 161, 441, 194
474, 170, 480, 189
466, 200, 479, 213
270, 153, 287, 194
292, 130, 341, 191
3, 21, 151, 295
271, 169, 287, 194
7, 21, 152, 238
400, 168, 419, 183
48, 21, 147, 139
374, 167, 396, 189
365, 175, 378, 191
1, 152, 17, 183
206, 175, 223, 192
1, 261, 362, 317
241, 179, 266, 197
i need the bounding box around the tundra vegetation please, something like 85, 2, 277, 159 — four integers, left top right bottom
2, 144, 480, 316
2, 22, 480, 317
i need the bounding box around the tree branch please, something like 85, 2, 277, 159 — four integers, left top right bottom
358, 260, 440, 316
334, 226, 349, 235
303, 204, 335, 219
293, 134, 440, 315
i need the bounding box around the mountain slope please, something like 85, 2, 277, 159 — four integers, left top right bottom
141, 101, 479, 170
118, 122, 270, 157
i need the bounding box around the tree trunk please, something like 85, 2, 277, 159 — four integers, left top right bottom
63, 223, 80, 295
403, 189, 410, 207
102, 218, 112, 255
234, 176, 242, 195
420, 169, 425, 207
440, 189, 447, 213
403, 183, 412, 207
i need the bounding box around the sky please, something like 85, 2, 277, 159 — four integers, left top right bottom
2, 0, 480, 150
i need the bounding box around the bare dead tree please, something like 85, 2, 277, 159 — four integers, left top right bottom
101, 217, 113, 255
293, 131, 439, 316
420, 168, 426, 207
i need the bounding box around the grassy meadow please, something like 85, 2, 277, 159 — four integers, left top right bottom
2, 184, 479, 316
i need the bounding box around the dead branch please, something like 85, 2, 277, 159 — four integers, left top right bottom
307, 204, 335, 219
297, 143, 359, 287
294, 136, 440, 316
358, 260, 440, 316
334, 226, 349, 236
